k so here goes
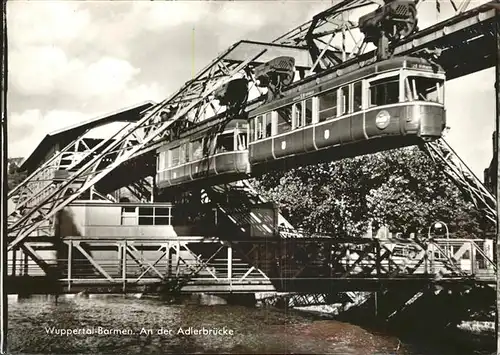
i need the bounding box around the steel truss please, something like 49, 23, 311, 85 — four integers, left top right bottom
7, 236, 494, 295
274, 0, 495, 73
7, 42, 313, 265
422, 139, 497, 225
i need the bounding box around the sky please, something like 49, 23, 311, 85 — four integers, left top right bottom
6, 0, 495, 179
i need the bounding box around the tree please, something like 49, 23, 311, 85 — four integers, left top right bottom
253, 146, 485, 239
7, 158, 27, 192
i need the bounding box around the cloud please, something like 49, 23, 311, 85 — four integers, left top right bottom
131, 1, 212, 31
8, 109, 90, 158
9, 45, 141, 100
7, 2, 91, 47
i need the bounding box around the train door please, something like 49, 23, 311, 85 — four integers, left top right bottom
337, 85, 351, 144
290, 101, 305, 154
234, 124, 249, 173
351, 81, 365, 141
303, 97, 315, 152
252, 113, 273, 163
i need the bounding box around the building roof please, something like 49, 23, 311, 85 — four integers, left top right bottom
20, 101, 155, 172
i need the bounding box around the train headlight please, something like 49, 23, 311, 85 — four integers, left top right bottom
375, 110, 391, 129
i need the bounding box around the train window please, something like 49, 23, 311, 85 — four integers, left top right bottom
293, 102, 303, 129
405, 76, 444, 104
339, 86, 349, 115
277, 109, 292, 134
191, 139, 203, 161
265, 113, 272, 137
237, 133, 247, 150
158, 154, 164, 170
257, 113, 270, 139
256, 115, 264, 140
179, 144, 187, 164
304, 98, 313, 125
353, 82, 362, 112
171, 147, 180, 166
319, 90, 337, 122
369, 77, 399, 106
216, 133, 233, 153
249, 117, 255, 142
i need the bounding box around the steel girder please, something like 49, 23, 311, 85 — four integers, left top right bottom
422, 139, 497, 225
275, 0, 497, 76
6, 236, 493, 294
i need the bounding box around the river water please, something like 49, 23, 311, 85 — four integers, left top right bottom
6, 295, 493, 355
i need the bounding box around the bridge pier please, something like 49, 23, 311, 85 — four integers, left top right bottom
224, 293, 257, 307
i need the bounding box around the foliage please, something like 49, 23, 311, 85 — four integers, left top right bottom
253, 146, 485, 239
7, 158, 27, 191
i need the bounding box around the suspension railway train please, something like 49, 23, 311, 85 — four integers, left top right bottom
156, 56, 446, 189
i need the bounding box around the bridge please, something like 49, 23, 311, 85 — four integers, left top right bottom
2, 0, 499, 333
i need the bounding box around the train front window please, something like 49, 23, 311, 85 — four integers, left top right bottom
369, 77, 399, 106
216, 133, 233, 153
404, 76, 444, 104
237, 133, 247, 150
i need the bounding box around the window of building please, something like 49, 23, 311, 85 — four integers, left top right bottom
154, 207, 172, 225
319, 90, 337, 122
369, 76, 399, 106
353, 82, 362, 112
137, 206, 172, 225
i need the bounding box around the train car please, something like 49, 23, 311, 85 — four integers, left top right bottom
155, 56, 446, 190
247, 56, 446, 170
156, 119, 249, 189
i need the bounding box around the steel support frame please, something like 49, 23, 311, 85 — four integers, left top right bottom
7, 47, 269, 258
422, 138, 496, 225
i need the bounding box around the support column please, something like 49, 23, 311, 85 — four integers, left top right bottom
175, 243, 180, 277
1, 4, 8, 350
67, 242, 72, 292
165, 243, 171, 277
122, 241, 127, 293
495, 6, 500, 351
11, 248, 16, 277
227, 244, 232, 286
